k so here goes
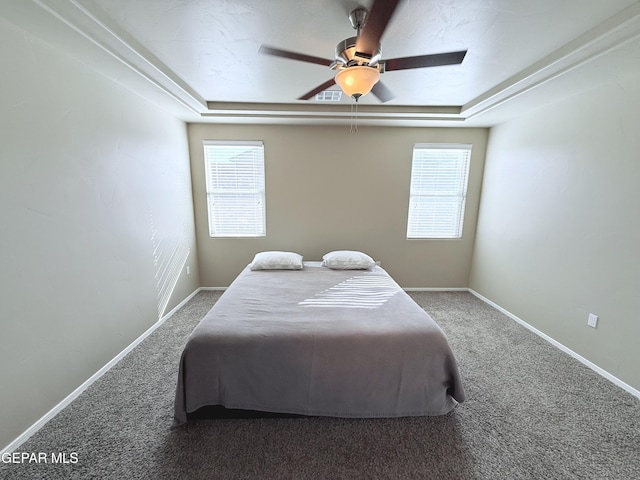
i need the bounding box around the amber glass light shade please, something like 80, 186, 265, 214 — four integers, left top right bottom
334, 66, 380, 98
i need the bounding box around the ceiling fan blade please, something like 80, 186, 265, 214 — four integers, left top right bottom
371, 81, 395, 103
298, 78, 337, 100
355, 0, 402, 57
384, 50, 467, 71
259, 45, 333, 67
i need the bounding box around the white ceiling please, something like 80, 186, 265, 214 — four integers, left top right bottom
3, 0, 640, 126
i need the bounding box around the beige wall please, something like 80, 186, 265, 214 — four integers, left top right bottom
0, 18, 199, 450
189, 123, 487, 288
470, 75, 640, 391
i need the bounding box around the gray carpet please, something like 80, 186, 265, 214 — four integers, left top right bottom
1, 291, 639, 479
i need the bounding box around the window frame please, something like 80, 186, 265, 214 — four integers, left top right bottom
203, 140, 266, 238
406, 143, 472, 240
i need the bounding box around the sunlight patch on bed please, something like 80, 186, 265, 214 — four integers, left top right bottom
298, 275, 401, 309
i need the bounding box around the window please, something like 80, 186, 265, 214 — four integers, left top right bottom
407, 144, 471, 239
203, 140, 266, 237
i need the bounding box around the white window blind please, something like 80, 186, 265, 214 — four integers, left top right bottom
203, 140, 266, 237
407, 144, 472, 239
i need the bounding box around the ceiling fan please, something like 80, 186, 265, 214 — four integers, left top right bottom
259, 0, 467, 103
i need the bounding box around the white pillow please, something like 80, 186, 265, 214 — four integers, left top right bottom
250, 251, 304, 270
322, 250, 376, 270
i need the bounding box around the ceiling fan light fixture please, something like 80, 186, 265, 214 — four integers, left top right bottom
334, 66, 380, 100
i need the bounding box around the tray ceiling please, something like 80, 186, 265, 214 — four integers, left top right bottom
3, 0, 640, 126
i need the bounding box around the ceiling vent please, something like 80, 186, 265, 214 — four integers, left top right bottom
315, 90, 343, 102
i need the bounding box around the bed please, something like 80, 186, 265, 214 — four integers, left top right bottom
174, 252, 465, 425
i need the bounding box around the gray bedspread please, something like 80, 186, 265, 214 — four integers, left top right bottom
174, 262, 465, 425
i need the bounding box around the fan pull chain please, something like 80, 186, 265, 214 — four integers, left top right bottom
350, 101, 354, 133
350, 98, 359, 133
355, 99, 358, 132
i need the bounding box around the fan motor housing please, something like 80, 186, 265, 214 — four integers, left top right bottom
335, 36, 382, 69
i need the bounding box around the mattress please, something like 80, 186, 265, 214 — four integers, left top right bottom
174, 262, 465, 425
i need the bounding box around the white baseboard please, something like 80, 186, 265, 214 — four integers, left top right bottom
468, 289, 640, 400
1, 287, 203, 456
